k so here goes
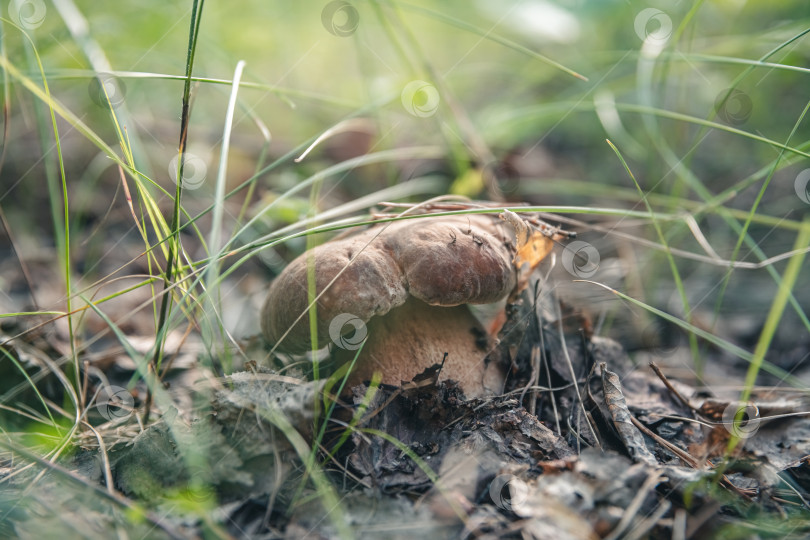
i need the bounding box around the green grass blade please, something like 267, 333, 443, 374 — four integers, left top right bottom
151, 0, 206, 384
711, 97, 810, 333
740, 221, 810, 402
203, 59, 246, 373
606, 139, 703, 376
580, 281, 806, 389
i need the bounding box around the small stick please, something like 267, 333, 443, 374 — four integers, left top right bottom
630, 414, 698, 468
649, 362, 696, 412
518, 345, 541, 413
629, 415, 751, 499
603, 470, 664, 540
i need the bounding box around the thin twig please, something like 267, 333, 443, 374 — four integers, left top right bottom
555, 294, 601, 449
630, 414, 698, 468
518, 344, 540, 412
624, 499, 671, 540
604, 470, 664, 540
629, 415, 751, 499
649, 362, 696, 411
82, 421, 114, 494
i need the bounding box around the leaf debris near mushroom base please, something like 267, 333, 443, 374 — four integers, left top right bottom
50, 328, 810, 539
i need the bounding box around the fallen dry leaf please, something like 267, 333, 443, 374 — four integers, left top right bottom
500, 209, 555, 272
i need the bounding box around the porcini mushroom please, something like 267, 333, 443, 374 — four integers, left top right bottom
261, 214, 518, 398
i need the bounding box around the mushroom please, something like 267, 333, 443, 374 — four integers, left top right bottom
261, 214, 518, 398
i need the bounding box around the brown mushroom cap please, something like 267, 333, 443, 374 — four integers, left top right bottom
261, 214, 516, 353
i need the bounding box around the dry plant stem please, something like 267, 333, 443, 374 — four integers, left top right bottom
684, 214, 722, 261
568, 413, 586, 453
315, 440, 366, 487
158, 319, 195, 377
118, 167, 161, 270
649, 362, 696, 411
623, 500, 671, 540
555, 296, 601, 449
82, 421, 114, 494
379, 201, 511, 210
542, 333, 562, 436
294, 118, 375, 163
770, 497, 801, 507
672, 509, 687, 540
645, 413, 714, 429
377, 202, 577, 239
629, 415, 749, 498
531, 280, 561, 434
585, 362, 602, 441
81, 359, 90, 416
781, 470, 810, 509
145, 0, 205, 426
603, 470, 664, 540
629, 414, 698, 468
538, 211, 809, 270
518, 344, 541, 415
773, 477, 810, 510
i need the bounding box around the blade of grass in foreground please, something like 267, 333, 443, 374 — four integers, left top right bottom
0, 347, 59, 429
497, 101, 810, 161
51, 0, 150, 176
0, 438, 186, 539
37, 69, 363, 108
633, 41, 810, 354
0, 56, 210, 253
253, 400, 354, 540
11, 21, 80, 396
79, 291, 232, 527
203, 59, 246, 374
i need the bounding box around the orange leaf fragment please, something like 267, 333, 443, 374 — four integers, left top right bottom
515, 230, 554, 271
499, 209, 555, 271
